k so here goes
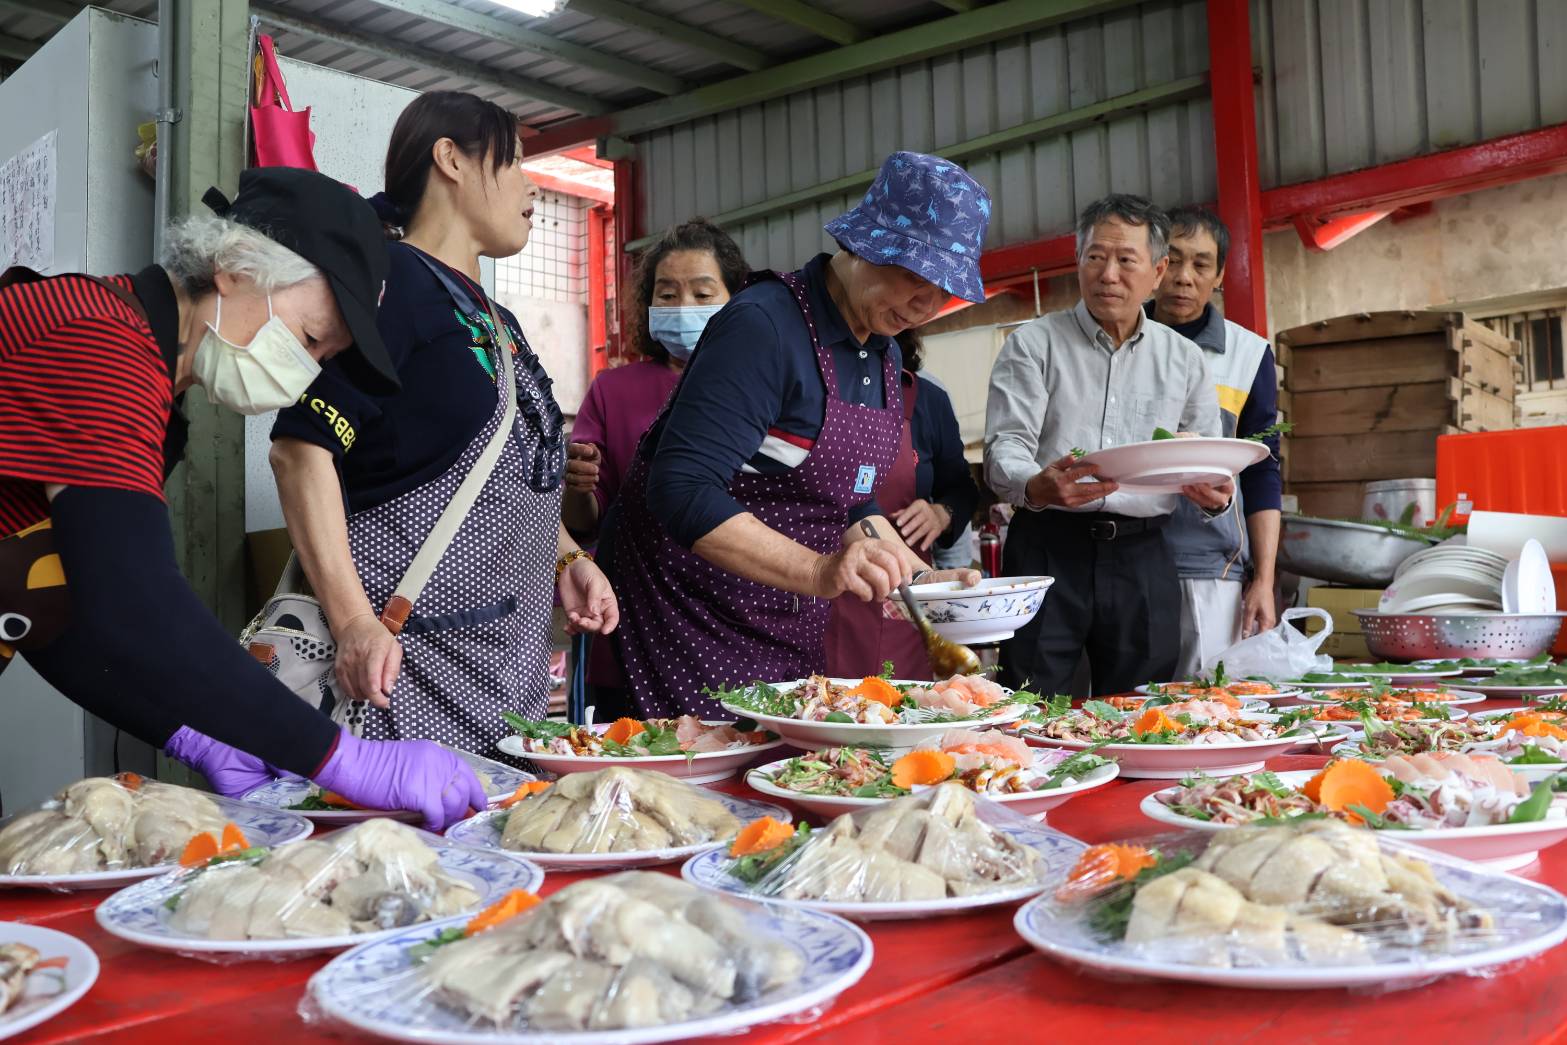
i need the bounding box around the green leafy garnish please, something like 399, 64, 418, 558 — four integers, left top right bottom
1346, 805, 1413, 830
1509, 746, 1564, 766
707, 681, 797, 718
1509, 775, 1560, 824
728, 823, 812, 884
823, 711, 854, 723
407, 925, 468, 963
1244, 420, 1292, 442
1081, 700, 1126, 722
1069, 447, 1087, 460
1087, 851, 1195, 940
1152, 427, 1178, 440
501, 712, 574, 739
1251, 771, 1290, 797
1041, 745, 1112, 788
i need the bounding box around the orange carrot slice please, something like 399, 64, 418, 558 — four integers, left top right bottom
179, 832, 220, 868
603, 718, 647, 744
495, 781, 552, 809
115, 772, 144, 791
1502, 714, 1567, 740
220, 823, 250, 852
1302, 765, 1329, 803
463, 889, 541, 937
1314, 759, 1394, 823
319, 791, 363, 809
1054, 843, 1156, 901
1131, 708, 1181, 736
729, 816, 795, 857
847, 676, 903, 707
890, 750, 957, 789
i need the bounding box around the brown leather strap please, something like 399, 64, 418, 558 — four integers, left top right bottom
379, 595, 413, 637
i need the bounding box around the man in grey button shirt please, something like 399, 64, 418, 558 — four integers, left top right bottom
984, 194, 1225, 695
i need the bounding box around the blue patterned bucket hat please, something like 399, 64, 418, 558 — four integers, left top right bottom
824, 151, 991, 303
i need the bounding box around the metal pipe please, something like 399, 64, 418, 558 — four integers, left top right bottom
152, 0, 175, 258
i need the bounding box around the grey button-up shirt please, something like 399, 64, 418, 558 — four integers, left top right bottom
983, 299, 1221, 518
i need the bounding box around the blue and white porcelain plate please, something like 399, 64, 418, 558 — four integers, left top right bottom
0, 796, 312, 892
243, 748, 536, 824
95, 834, 544, 959
1014, 849, 1567, 989
445, 794, 790, 870
307, 900, 872, 1044
681, 821, 1085, 922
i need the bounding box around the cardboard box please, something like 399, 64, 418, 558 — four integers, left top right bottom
1304, 587, 1383, 637
1320, 633, 1372, 660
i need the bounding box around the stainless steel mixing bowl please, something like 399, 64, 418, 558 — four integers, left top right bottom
1352, 611, 1565, 661
1277, 516, 1437, 587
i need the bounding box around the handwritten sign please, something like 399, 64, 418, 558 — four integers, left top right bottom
0, 130, 57, 273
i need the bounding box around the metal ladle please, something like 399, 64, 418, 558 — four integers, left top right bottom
857, 520, 981, 677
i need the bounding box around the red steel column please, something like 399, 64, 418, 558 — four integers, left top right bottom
587, 204, 610, 375
1206, 0, 1268, 335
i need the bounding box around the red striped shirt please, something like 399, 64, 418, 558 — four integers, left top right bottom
0, 273, 171, 536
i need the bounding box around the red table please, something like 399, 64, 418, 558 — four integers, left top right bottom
11, 720, 1567, 1043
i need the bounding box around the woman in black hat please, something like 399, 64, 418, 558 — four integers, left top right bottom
270, 91, 616, 764
0, 167, 485, 830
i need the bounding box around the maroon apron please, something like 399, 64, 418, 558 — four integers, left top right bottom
611, 270, 905, 718
823, 371, 932, 681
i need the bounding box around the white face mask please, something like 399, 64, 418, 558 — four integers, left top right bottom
193, 291, 322, 415
648, 304, 724, 361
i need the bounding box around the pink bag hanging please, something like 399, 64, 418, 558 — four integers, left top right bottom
250, 34, 318, 171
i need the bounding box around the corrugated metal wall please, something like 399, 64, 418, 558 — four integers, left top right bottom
633, 0, 1567, 273
1254, 0, 1567, 189
635, 0, 1215, 270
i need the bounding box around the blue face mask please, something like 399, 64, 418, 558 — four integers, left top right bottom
648, 304, 723, 361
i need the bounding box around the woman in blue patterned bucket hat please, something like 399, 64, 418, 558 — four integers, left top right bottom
824, 150, 991, 304
603, 150, 990, 719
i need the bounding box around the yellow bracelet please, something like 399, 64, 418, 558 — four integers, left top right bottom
555, 549, 591, 580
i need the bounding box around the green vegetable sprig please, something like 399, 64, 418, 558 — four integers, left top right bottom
1509, 775, 1561, 824
1086, 851, 1195, 940
728, 823, 813, 884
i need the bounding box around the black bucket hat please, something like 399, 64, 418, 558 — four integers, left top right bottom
203, 167, 399, 393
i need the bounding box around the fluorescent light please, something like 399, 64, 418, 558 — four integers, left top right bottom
479, 0, 567, 16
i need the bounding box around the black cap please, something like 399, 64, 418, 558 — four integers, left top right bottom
202, 167, 399, 394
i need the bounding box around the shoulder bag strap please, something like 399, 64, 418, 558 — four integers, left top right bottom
378, 296, 518, 635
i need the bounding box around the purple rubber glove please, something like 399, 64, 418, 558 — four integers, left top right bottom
312, 731, 487, 831
164, 726, 280, 798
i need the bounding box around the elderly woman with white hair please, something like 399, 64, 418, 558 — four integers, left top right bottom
0, 167, 485, 829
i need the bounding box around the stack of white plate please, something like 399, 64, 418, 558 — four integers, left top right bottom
1378, 543, 1509, 614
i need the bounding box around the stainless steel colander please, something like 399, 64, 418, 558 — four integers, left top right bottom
1352, 611, 1565, 661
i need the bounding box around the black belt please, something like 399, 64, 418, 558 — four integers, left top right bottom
1037, 511, 1167, 541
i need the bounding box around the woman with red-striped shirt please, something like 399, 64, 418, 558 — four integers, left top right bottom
0, 167, 484, 829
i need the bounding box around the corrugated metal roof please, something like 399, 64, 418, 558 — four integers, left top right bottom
3, 0, 963, 130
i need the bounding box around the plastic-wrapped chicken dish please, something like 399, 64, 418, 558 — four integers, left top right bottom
0, 774, 239, 880
94, 820, 545, 960
683, 784, 1087, 920
446, 767, 787, 869
304, 871, 873, 1041
1014, 820, 1567, 988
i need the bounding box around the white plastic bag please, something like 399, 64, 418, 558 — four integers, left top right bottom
1201, 607, 1333, 681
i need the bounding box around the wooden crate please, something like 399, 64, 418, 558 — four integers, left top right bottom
1277, 310, 1520, 514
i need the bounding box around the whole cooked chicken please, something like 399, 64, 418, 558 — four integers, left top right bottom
0, 776, 227, 876
765, 783, 1040, 902
500, 767, 740, 854
0, 943, 40, 1014
425, 872, 805, 1031
167, 819, 478, 940
1121, 820, 1491, 968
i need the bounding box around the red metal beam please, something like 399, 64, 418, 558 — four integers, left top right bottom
1206, 0, 1267, 335
522, 117, 612, 160
978, 235, 1078, 283
523, 168, 614, 206
565, 145, 616, 170
1260, 123, 1567, 226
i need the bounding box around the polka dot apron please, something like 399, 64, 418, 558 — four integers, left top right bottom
612, 269, 905, 718
339, 290, 562, 765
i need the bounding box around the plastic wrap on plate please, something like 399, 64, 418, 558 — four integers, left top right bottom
0, 774, 229, 879
300, 871, 872, 1041
497, 767, 744, 855
1016, 819, 1567, 989
94, 819, 544, 964
716, 783, 1064, 907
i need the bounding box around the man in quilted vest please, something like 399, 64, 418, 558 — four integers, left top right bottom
1148, 207, 1284, 678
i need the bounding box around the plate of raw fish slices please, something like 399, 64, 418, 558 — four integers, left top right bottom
498, 715, 785, 785
715, 674, 1033, 750
746, 728, 1119, 820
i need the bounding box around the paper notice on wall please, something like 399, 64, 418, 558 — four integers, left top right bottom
0, 130, 57, 274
